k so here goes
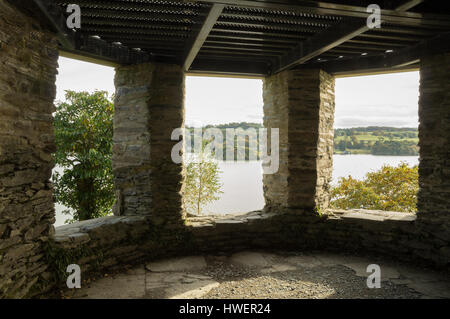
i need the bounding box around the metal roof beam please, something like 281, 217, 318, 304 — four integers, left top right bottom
14, 0, 155, 65
186, 0, 450, 27
189, 57, 270, 76
272, 0, 425, 73
306, 32, 450, 75
183, 4, 225, 71
30, 0, 76, 49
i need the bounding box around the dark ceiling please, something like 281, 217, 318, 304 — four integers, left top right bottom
11, 0, 450, 76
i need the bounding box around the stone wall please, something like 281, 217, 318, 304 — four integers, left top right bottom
46, 209, 447, 296
418, 52, 450, 216
262, 71, 290, 208
0, 0, 58, 298
416, 52, 450, 264
188, 210, 435, 265
263, 69, 335, 212
1, 0, 449, 297
46, 215, 189, 291
113, 62, 185, 225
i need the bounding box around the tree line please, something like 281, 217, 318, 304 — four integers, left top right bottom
334, 127, 418, 155
186, 124, 420, 157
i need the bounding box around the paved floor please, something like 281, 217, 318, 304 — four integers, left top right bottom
62, 251, 450, 299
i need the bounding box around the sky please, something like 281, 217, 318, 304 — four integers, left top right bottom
56, 57, 420, 128
335, 72, 419, 128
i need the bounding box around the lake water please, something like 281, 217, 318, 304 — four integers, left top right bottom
53, 155, 419, 226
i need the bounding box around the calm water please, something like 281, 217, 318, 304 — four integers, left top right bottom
53, 155, 419, 226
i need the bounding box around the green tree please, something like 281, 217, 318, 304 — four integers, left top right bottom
52, 91, 115, 222
337, 140, 346, 151
331, 163, 418, 213
182, 145, 223, 215
350, 135, 359, 148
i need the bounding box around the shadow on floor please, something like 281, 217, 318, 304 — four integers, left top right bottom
61, 251, 450, 299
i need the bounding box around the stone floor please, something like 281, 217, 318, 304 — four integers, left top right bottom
61, 251, 450, 299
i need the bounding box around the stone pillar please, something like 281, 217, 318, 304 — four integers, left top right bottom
418, 52, 450, 219
0, 0, 58, 297
263, 69, 335, 213
113, 62, 185, 225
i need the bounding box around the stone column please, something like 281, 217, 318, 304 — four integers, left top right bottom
113, 62, 185, 225
263, 69, 335, 213
0, 0, 58, 297
418, 52, 450, 219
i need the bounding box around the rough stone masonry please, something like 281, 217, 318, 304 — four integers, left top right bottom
263, 69, 335, 212
416, 52, 450, 262
113, 62, 185, 225
0, 0, 59, 298
0, 0, 449, 299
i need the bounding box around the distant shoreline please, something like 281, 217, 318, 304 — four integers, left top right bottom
186, 123, 419, 157
333, 153, 418, 157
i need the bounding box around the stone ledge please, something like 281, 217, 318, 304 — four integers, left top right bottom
186, 209, 417, 229
52, 209, 417, 244
185, 210, 270, 228
54, 215, 149, 246
328, 209, 417, 223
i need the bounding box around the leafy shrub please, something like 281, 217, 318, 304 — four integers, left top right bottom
52, 91, 115, 222
331, 163, 418, 213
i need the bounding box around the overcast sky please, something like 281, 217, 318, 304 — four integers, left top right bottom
56, 57, 419, 128
335, 72, 419, 128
